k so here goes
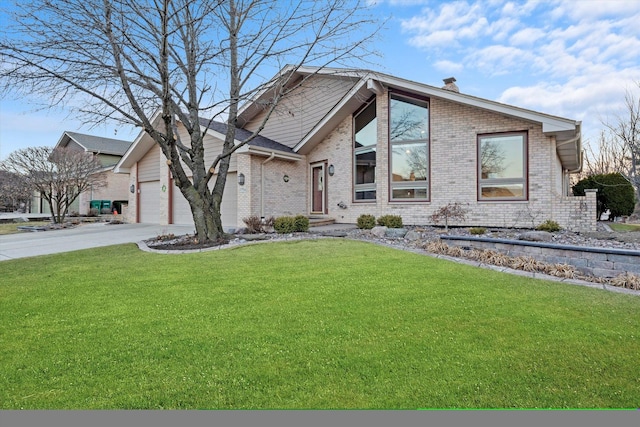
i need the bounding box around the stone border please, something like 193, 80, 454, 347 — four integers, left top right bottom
440, 235, 640, 277
136, 234, 640, 297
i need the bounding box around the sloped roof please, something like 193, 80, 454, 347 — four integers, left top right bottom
239, 65, 582, 171
198, 118, 294, 153
56, 131, 133, 156
115, 114, 298, 173
116, 65, 582, 172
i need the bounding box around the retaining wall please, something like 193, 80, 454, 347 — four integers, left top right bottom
440, 235, 640, 278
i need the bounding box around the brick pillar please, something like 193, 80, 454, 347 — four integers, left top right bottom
585, 188, 598, 231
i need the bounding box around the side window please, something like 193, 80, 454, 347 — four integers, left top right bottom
478, 132, 528, 200
354, 100, 377, 201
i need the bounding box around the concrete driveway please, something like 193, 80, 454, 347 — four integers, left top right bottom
0, 223, 195, 261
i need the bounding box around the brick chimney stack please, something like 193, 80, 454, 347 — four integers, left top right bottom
442, 77, 459, 93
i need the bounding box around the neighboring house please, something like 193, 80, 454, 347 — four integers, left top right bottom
31, 131, 133, 215
114, 66, 597, 232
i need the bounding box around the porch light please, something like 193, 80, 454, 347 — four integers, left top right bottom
283, 174, 290, 182
238, 173, 245, 186
328, 164, 335, 176
130, 184, 135, 193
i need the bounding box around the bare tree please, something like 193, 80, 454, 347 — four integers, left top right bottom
601, 83, 640, 215
0, 170, 32, 212
1, 147, 106, 223
581, 131, 630, 178
479, 140, 506, 179
0, 0, 380, 241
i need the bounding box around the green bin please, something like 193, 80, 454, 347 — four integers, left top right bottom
89, 200, 101, 210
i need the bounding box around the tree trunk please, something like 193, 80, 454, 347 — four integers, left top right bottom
177, 183, 225, 242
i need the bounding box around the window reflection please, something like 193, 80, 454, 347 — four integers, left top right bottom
478, 133, 527, 200
390, 94, 429, 200
354, 101, 376, 200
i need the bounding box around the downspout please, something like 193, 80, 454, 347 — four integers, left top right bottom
556, 135, 582, 196
261, 152, 276, 219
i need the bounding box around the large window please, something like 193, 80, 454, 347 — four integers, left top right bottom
389, 94, 429, 200
354, 100, 377, 201
478, 132, 527, 200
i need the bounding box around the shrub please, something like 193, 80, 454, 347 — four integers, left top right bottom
357, 214, 376, 229
273, 216, 296, 234
377, 214, 403, 228
572, 173, 635, 220
263, 216, 275, 231
430, 202, 469, 231
293, 215, 309, 232
536, 219, 561, 232
242, 215, 263, 234
469, 227, 486, 235
87, 208, 99, 217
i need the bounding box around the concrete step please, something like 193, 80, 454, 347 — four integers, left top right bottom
308, 216, 336, 227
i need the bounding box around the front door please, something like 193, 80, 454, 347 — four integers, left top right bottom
311, 164, 325, 214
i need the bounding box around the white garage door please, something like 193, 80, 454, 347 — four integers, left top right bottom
172, 172, 238, 230
139, 181, 160, 224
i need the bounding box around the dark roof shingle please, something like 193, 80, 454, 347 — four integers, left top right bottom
198, 118, 294, 153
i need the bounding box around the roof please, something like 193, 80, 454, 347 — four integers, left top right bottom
56, 131, 133, 156
198, 118, 294, 153
115, 113, 300, 173
116, 65, 583, 173
238, 65, 582, 171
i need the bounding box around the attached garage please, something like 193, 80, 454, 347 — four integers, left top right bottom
171, 172, 238, 230
137, 145, 160, 224
139, 181, 160, 223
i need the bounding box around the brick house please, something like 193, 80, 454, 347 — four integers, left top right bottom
115, 66, 596, 232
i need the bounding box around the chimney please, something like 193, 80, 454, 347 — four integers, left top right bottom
442, 77, 459, 93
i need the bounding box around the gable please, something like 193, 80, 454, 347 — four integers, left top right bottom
240, 73, 359, 149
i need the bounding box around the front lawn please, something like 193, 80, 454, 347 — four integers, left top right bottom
0, 221, 50, 235
608, 222, 640, 232
1, 239, 638, 409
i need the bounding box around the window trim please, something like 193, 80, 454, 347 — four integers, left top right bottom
477, 131, 528, 201
388, 91, 430, 202
353, 97, 377, 203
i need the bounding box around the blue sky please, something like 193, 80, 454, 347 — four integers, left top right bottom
1, 0, 640, 160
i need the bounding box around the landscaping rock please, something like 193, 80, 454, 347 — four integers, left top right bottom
519, 231, 553, 242
371, 226, 387, 238
239, 234, 269, 241
404, 230, 422, 241
321, 230, 348, 237
386, 227, 408, 238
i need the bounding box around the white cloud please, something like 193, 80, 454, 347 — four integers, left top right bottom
509, 27, 546, 46
394, 0, 640, 143
498, 68, 640, 141
551, 0, 640, 21
467, 45, 533, 75
401, 1, 490, 48
434, 59, 464, 73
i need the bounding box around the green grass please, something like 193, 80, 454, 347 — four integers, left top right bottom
0, 221, 50, 235
608, 222, 640, 232
1, 240, 639, 409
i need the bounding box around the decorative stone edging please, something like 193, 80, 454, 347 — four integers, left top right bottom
440, 235, 640, 278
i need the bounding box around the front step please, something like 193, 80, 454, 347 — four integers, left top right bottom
308, 216, 336, 227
